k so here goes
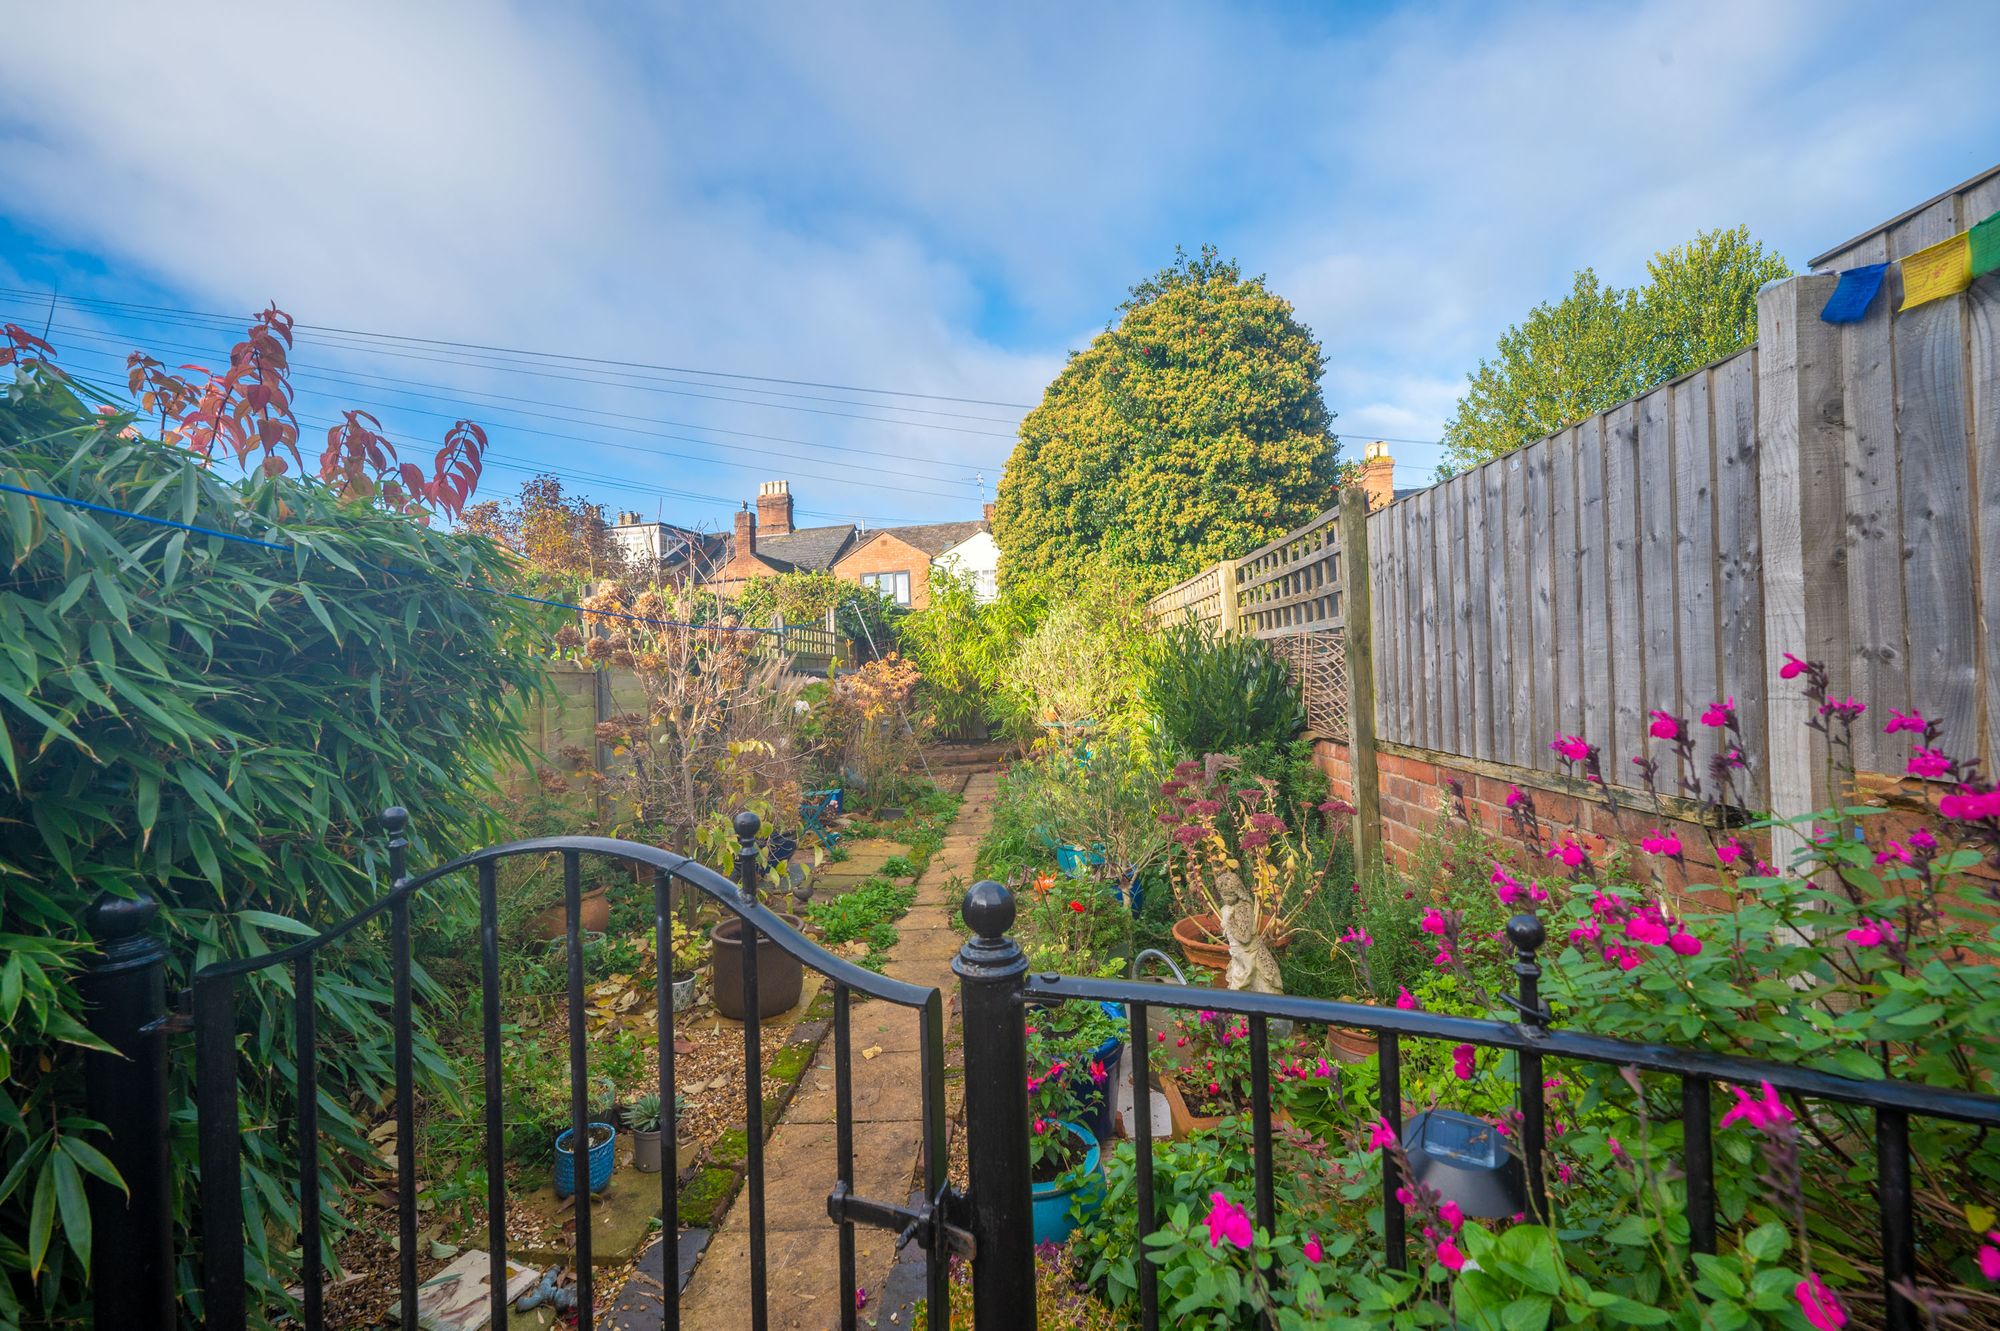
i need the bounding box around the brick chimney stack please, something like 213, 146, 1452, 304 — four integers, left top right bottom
1359, 441, 1396, 511
733, 503, 756, 556
982, 501, 996, 525
757, 480, 794, 536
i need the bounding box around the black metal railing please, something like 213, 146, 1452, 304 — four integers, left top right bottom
86, 806, 954, 1331
951, 882, 2000, 1331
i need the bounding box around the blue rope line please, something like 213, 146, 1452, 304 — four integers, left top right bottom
0, 479, 774, 635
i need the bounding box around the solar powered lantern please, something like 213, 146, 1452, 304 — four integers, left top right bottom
1402, 1108, 1526, 1219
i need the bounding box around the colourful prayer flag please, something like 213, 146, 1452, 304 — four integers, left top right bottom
1821, 263, 1887, 323
1970, 208, 2000, 279
1899, 231, 1972, 310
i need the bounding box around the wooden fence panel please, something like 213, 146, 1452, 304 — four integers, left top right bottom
1550, 428, 1582, 748
1603, 401, 1646, 779
1638, 387, 1679, 760
1463, 466, 1494, 762
1576, 415, 1613, 769
1505, 453, 1534, 769
1673, 371, 1720, 781
1970, 175, 2000, 777
1527, 439, 1556, 769
1711, 349, 1767, 804
1482, 461, 1514, 765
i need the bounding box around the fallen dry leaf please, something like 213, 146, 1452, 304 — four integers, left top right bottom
861, 1046, 882, 1061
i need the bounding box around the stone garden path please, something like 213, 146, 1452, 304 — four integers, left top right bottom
669, 769, 997, 1330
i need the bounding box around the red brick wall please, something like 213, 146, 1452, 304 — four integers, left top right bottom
833, 533, 933, 609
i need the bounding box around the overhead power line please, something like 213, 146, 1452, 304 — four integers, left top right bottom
0, 285, 1038, 410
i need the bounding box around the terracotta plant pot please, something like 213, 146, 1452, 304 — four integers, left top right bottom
1171, 912, 1294, 984
531, 886, 611, 942
1326, 1026, 1380, 1063
709, 914, 805, 1020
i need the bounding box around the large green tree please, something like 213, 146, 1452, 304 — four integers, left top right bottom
995, 246, 1339, 588
1439, 226, 1791, 473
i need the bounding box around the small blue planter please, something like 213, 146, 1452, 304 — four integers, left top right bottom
554, 1122, 617, 1199
1031, 1122, 1102, 1246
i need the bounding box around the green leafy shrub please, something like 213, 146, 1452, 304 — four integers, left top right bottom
1142, 616, 1305, 756
0, 366, 550, 1324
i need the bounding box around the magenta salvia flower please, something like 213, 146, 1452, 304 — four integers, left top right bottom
1490, 864, 1523, 905
1720, 1081, 1794, 1133
1437, 1199, 1464, 1232
1505, 784, 1525, 808
1626, 917, 1669, 947
1548, 839, 1587, 869
1845, 918, 1898, 948
1437, 1239, 1466, 1272
1779, 651, 1810, 680
1717, 838, 1746, 865
1639, 829, 1682, 857
1884, 708, 1928, 735
1699, 698, 1734, 728
1978, 1233, 2000, 1281
1420, 908, 1446, 936
1369, 1119, 1398, 1150
1303, 1233, 1325, 1263
1668, 931, 1701, 957
1550, 734, 1590, 762
1907, 746, 1952, 779
1818, 695, 1866, 723
1340, 926, 1374, 947
1875, 842, 1911, 866
1451, 1044, 1476, 1080
1941, 789, 2000, 821
1795, 1272, 1846, 1330
1648, 710, 1681, 740
1909, 827, 1938, 852
1205, 1191, 1254, 1250
1394, 986, 1417, 1010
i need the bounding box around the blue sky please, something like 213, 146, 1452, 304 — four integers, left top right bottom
3, 1, 1998, 529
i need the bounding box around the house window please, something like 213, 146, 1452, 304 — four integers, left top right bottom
861, 571, 912, 606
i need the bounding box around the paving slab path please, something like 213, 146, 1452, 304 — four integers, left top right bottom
657, 770, 997, 1331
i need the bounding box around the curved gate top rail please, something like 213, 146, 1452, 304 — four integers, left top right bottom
189, 806, 951, 1331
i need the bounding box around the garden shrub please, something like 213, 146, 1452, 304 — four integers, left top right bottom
1009, 578, 1149, 735
732, 569, 897, 649
0, 365, 550, 1325
896, 564, 1040, 739
1142, 615, 1306, 756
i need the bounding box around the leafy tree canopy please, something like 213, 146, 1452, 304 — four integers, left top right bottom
460, 472, 630, 584
1439, 226, 1791, 473
995, 245, 1340, 589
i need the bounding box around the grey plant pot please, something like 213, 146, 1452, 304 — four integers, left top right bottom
671, 972, 697, 1012
632, 1128, 663, 1173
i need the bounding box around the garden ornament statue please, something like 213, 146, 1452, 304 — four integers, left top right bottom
1217, 870, 1283, 994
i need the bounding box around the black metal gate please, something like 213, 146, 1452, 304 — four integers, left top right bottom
89, 807, 953, 1331
81, 831, 2000, 1330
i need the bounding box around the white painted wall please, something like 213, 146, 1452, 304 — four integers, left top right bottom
936, 530, 999, 602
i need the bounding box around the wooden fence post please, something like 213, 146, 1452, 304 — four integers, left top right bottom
1216, 559, 1242, 636
1338, 488, 1383, 875
1755, 273, 1849, 863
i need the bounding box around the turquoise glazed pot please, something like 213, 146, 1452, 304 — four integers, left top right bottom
554, 1122, 617, 1199
1030, 1122, 1102, 1246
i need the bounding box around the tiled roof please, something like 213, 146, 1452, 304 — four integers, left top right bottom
861, 520, 989, 558
755, 523, 856, 572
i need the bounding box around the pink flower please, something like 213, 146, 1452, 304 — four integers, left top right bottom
1452, 1044, 1476, 1080
1940, 789, 2000, 821
1208, 1082, 1220, 1097
1779, 652, 1810, 680
1908, 747, 1952, 779
1615, 949, 1643, 971
1303, 1233, 1325, 1263
1438, 1200, 1464, 1231
1548, 839, 1587, 869
1717, 838, 1746, 865
1795, 1273, 1846, 1330
1845, 919, 1898, 948
1205, 1191, 1254, 1250
1550, 734, 1590, 762
1699, 698, 1734, 728
1648, 710, 1681, 740
857, 1287, 869, 1310
1491, 865, 1523, 905
1884, 708, 1928, 735
1431, 946, 1453, 967
1341, 926, 1374, 947
1315, 1058, 1333, 1079
1437, 1240, 1466, 1272
1626, 917, 1669, 947
1668, 931, 1702, 957
1639, 830, 1683, 857
1875, 842, 1911, 866
1720, 1081, 1794, 1133
1394, 986, 1417, 1010
1033, 1116, 1046, 1133
1977, 1235, 2000, 1281
1556, 1162, 1573, 1183
1420, 908, 1447, 935
1089, 1059, 1107, 1086
1369, 1119, 1398, 1150
1909, 828, 1937, 852
1505, 785, 1525, 808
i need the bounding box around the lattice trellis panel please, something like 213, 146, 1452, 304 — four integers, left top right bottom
1267, 628, 1349, 742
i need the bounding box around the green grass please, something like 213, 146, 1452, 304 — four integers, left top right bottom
805, 874, 918, 971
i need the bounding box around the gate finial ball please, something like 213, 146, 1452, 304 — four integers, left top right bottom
962, 880, 1015, 940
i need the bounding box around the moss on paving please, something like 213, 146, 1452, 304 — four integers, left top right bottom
766, 1041, 815, 1086
677, 1165, 737, 1227
710, 1128, 749, 1167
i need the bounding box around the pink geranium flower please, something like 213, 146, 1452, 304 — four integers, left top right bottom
1205, 1191, 1254, 1250
1795, 1273, 1846, 1330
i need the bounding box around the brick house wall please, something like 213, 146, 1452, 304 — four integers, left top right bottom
711, 508, 788, 598
833, 531, 935, 609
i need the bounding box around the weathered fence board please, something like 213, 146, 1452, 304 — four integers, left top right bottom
1483, 460, 1514, 765
1712, 350, 1767, 786
1673, 371, 1719, 782
1528, 439, 1556, 769
1575, 415, 1613, 773
1604, 401, 1645, 779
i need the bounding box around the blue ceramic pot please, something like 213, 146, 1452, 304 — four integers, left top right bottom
1030, 1122, 1102, 1246
554, 1122, 617, 1199
1065, 1002, 1128, 1140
